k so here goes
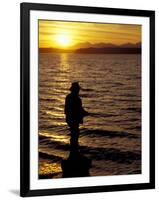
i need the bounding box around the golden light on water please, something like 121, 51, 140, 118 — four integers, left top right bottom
46, 110, 64, 119
39, 162, 62, 178
39, 132, 69, 143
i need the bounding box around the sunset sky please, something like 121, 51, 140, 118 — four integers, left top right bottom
39, 20, 141, 49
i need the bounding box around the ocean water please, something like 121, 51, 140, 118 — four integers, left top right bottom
38, 53, 141, 178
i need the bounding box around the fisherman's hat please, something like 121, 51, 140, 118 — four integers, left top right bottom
69, 82, 81, 91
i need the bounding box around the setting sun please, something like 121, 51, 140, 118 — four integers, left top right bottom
55, 34, 71, 48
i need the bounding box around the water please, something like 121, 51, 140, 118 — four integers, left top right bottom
38, 53, 141, 178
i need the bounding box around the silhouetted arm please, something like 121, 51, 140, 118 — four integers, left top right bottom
79, 98, 89, 117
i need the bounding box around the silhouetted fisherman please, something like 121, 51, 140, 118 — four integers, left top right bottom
64, 82, 89, 155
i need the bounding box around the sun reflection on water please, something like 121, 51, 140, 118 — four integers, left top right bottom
39, 132, 69, 143
39, 162, 62, 178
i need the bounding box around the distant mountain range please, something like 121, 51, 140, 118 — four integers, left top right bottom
72, 42, 141, 49
39, 42, 141, 54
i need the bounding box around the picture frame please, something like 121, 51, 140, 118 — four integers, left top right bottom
20, 2, 155, 197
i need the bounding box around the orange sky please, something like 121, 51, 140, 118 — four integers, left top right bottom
39, 20, 141, 49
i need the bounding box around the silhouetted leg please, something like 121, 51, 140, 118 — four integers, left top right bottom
69, 124, 79, 154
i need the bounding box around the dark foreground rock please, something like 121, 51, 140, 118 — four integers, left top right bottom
61, 153, 92, 178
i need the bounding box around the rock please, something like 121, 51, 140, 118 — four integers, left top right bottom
61, 153, 92, 178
